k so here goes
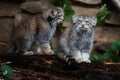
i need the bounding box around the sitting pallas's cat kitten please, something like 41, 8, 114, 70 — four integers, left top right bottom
58, 15, 97, 65
9, 7, 64, 55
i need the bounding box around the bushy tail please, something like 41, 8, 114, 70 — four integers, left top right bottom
57, 52, 77, 66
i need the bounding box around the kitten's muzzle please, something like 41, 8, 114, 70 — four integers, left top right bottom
60, 16, 64, 21
80, 28, 87, 31
58, 16, 64, 23
79, 26, 87, 31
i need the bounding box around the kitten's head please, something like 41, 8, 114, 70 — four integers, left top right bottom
72, 15, 97, 32
48, 7, 64, 24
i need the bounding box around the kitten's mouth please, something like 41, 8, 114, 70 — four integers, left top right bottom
52, 18, 64, 24
59, 16, 64, 22
79, 28, 87, 31
57, 18, 64, 23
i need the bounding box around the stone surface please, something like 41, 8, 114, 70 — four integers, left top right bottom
111, 0, 120, 10
72, 6, 98, 16
74, 0, 101, 5
94, 26, 120, 43
21, 1, 51, 13
0, 19, 14, 42
0, 2, 20, 17
106, 12, 120, 26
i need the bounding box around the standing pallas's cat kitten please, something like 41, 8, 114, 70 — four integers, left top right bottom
58, 15, 97, 64
9, 7, 64, 55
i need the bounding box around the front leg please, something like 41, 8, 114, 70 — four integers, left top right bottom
69, 41, 82, 63
68, 30, 82, 63
71, 50, 82, 63
81, 39, 93, 63
82, 42, 93, 63
33, 46, 43, 55
81, 49, 92, 63
41, 43, 54, 55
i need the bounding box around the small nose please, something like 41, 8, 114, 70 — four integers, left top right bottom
82, 25, 84, 28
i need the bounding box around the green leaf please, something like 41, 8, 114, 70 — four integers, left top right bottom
86, 74, 97, 80
96, 4, 111, 26
0, 65, 12, 79
100, 4, 107, 11
64, 4, 75, 21
111, 54, 120, 62
60, 26, 67, 30
103, 49, 113, 58
111, 42, 120, 51
117, 40, 120, 45
103, 49, 120, 62
50, 0, 75, 22
91, 55, 104, 61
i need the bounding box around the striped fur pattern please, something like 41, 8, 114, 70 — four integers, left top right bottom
58, 15, 97, 65
9, 7, 64, 55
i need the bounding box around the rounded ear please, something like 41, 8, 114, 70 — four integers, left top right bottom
47, 8, 55, 18
91, 17, 97, 26
72, 15, 78, 23
48, 7, 58, 18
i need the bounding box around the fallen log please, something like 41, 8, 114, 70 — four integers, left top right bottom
0, 53, 120, 80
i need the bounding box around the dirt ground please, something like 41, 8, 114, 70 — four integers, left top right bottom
0, 43, 120, 80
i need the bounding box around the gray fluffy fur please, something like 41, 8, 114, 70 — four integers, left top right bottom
58, 15, 97, 64
9, 7, 64, 55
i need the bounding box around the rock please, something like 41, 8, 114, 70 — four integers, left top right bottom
0, 19, 14, 43
106, 12, 120, 26
111, 0, 120, 11
94, 26, 120, 43
74, 0, 101, 5
72, 6, 98, 16
21, 1, 51, 13
0, 2, 19, 17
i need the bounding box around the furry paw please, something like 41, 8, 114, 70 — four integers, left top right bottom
22, 51, 34, 56
42, 48, 54, 55
81, 53, 91, 63
75, 58, 82, 63
72, 51, 82, 63
35, 51, 44, 55
82, 59, 91, 63
34, 47, 44, 55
